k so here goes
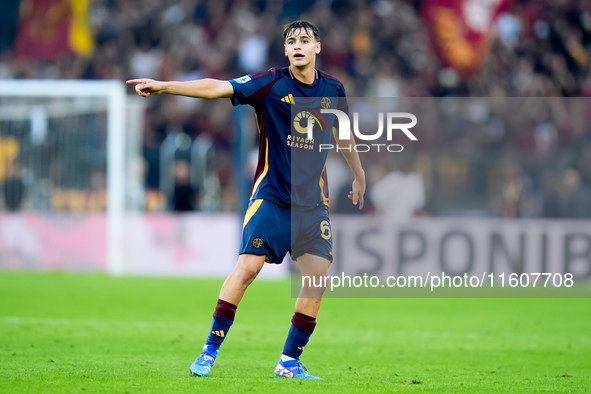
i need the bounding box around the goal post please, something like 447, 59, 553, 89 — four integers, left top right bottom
0, 79, 286, 279
0, 79, 139, 275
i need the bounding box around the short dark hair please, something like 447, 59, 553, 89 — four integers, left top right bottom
283, 20, 320, 42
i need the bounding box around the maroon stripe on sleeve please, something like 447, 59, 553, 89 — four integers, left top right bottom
247, 76, 284, 102
251, 69, 275, 79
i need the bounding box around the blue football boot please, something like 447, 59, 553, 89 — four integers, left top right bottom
189, 344, 219, 377
274, 358, 321, 379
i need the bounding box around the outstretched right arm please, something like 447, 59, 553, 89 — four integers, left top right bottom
125, 78, 234, 99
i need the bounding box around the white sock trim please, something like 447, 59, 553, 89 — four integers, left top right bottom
280, 354, 296, 362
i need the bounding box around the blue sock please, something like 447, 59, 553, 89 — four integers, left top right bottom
206, 315, 233, 347
282, 324, 312, 359
204, 299, 237, 349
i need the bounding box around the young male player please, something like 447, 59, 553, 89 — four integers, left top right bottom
127, 20, 365, 379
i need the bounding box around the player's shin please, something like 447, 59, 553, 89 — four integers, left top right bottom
190, 299, 237, 376
205, 299, 237, 348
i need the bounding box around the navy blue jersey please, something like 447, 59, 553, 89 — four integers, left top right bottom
230, 66, 348, 209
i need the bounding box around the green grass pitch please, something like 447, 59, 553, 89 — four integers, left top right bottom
1, 271, 589, 393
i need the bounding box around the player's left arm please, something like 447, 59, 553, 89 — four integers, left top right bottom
333, 127, 366, 209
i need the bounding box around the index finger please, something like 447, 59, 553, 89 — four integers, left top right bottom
126, 79, 144, 84
358, 193, 364, 210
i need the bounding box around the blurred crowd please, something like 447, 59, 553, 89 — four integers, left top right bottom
1, 0, 591, 218
327, 96, 591, 219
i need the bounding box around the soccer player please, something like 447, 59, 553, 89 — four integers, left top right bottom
127, 20, 365, 379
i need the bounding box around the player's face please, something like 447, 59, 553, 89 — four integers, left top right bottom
284, 28, 321, 68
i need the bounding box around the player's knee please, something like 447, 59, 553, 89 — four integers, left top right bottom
234, 257, 263, 284
237, 267, 258, 284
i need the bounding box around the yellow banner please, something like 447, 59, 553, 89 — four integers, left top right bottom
68, 0, 94, 57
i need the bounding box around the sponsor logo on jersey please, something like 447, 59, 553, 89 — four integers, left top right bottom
292, 110, 327, 134
289, 110, 327, 150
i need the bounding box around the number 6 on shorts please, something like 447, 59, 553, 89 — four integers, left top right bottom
320, 220, 331, 240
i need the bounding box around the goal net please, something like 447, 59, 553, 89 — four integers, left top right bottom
0, 80, 145, 274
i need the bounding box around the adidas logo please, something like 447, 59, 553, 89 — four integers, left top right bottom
298, 346, 305, 351
211, 330, 225, 338
281, 94, 295, 104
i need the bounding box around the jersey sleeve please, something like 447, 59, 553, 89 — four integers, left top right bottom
229, 69, 279, 107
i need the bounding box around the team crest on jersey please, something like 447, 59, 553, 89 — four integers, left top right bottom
252, 238, 264, 248
234, 75, 251, 84
321, 97, 331, 109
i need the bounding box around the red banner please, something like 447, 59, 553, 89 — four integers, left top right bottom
422, 0, 512, 77
13, 0, 94, 60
